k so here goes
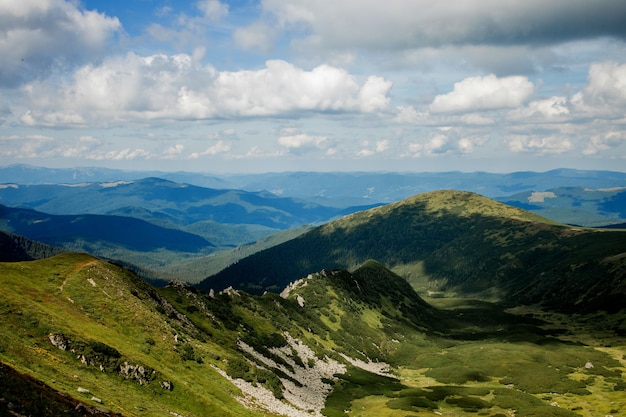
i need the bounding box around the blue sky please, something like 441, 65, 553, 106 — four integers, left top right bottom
1, 0, 626, 173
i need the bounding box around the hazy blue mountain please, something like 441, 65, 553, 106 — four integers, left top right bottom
223, 169, 626, 206
3, 164, 626, 206
0, 163, 227, 188
497, 186, 626, 227
0, 177, 342, 230
2, 164, 626, 227
0, 204, 213, 254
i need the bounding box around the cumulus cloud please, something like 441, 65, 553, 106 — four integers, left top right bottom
586, 62, 626, 103
394, 106, 431, 125
375, 139, 390, 153
214, 60, 391, 115
572, 61, 626, 117
507, 96, 570, 121
430, 74, 534, 113
189, 140, 232, 158
505, 135, 574, 154
260, 0, 626, 51
96, 148, 153, 161
0, 0, 121, 87
356, 139, 392, 157
164, 144, 185, 156
17, 55, 392, 125
278, 133, 330, 156
583, 131, 626, 155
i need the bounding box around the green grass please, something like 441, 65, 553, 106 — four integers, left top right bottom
1, 254, 625, 417
0, 254, 261, 416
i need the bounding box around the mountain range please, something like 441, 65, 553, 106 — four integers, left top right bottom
0, 177, 365, 280
3, 163, 626, 208
1, 188, 625, 416
1, 166, 625, 284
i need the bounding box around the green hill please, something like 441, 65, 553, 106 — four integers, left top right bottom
2, 253, 625, 416
201, 190, 626, 313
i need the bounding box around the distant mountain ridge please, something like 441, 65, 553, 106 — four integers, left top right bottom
497, 186, 626, 227
3, 164, 625, 226
0, 177, 340, 229
3, 164, 626, 201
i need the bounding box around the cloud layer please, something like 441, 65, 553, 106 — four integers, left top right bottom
18, 55, 391, 126
261, 0, 626, 49
0, 0, 625, 172
0, 0, 120, 87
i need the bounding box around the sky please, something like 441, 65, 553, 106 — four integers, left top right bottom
1, 0, 626, 173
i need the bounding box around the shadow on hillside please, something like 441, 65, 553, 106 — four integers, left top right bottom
0, 363, 122, 417
428, 299, 572, 344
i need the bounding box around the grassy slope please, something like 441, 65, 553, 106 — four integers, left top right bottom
162, 225, 313, 283
1, 253, 625, 417
0, 253, 261, 417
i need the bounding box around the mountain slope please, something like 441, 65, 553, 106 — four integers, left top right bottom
0, 230, 64, 261
0, 251, 442, 416
3, 250, 625, 416
0, 204, 213, 253
201, 190, 626, 312
0, 253, 261, 416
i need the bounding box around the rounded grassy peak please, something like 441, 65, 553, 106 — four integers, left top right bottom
400, 190, 549, 220
328, 190, 561, 233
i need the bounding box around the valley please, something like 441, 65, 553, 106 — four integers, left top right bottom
0, 253, 624, 416
0, 168, 625, 416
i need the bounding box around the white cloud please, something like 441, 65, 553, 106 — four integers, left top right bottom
375, 140, 390, 153
401, 128, 490, 158
278, 134, 328, 152
358, 76, 392, 112
507, 96, 570, 121
164, 144, 185, 156
214, 60, 391, 115
204, 140, 232, 155
460, 114, 495, 125
394, 106, 431, 124
196, 0, 228, 21
572, 61, 626, 118
233, 22, 277, 52
505, 135, 574, 154
0, 0, 121, 86
97, 148, 153, 161
17, 55, 392, 126
586, 62, 626, 104
583, 131, 626, 155
430, 74, 534, 113
356, 139, 392, 157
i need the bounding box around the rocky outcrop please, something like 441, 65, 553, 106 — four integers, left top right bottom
49, 334, 71, 351
118, 362, 155, 386
225, 332, 347, 417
